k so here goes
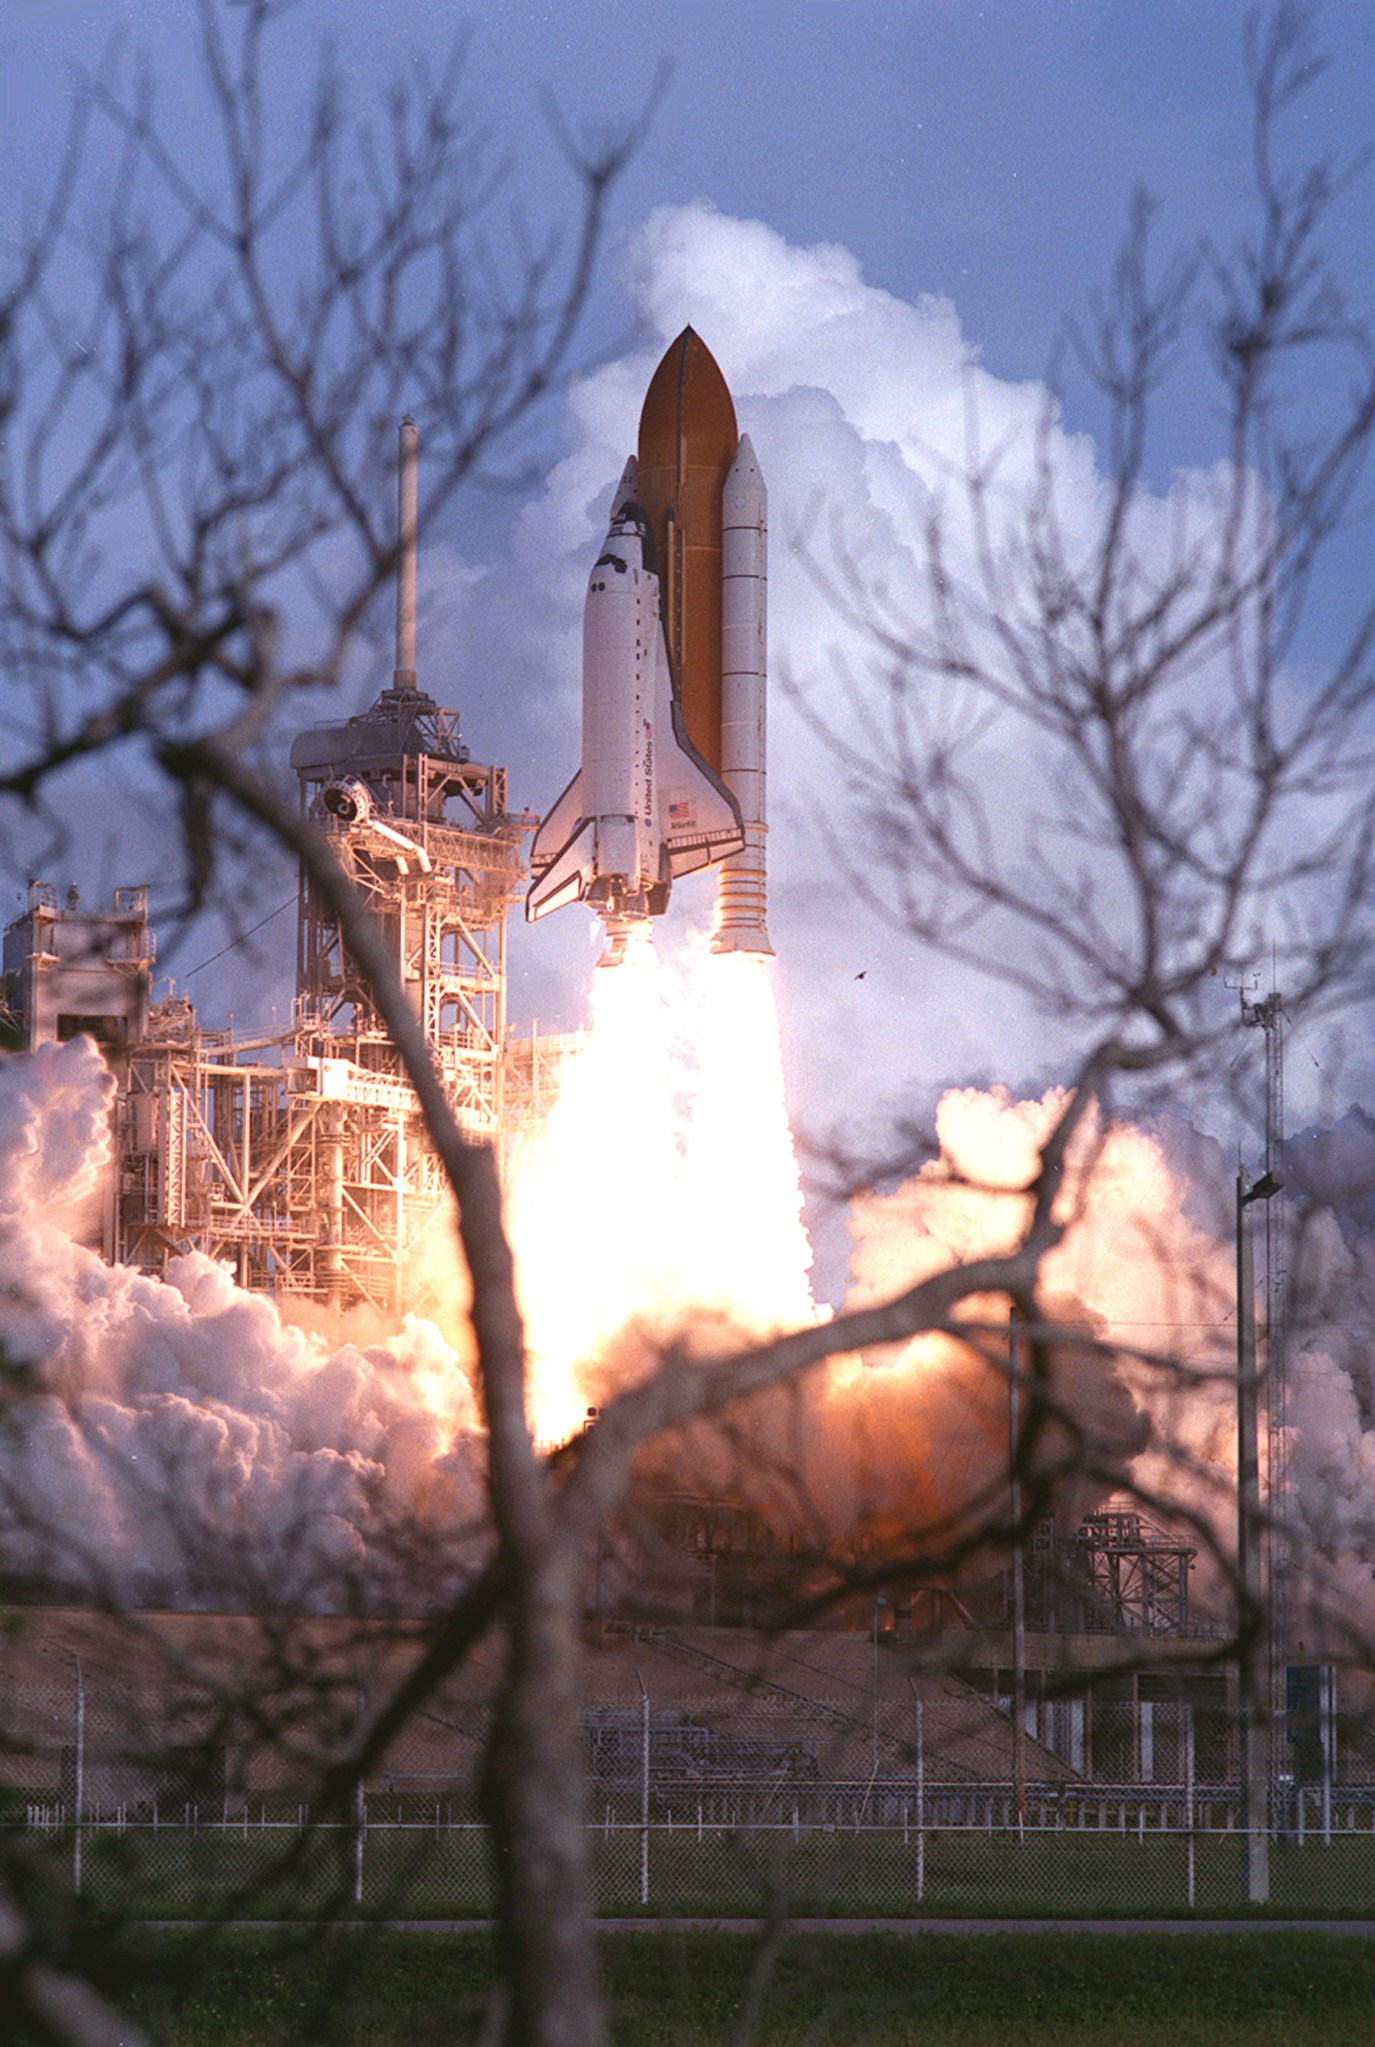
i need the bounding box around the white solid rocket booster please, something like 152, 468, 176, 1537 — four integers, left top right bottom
713, 433, 771, 956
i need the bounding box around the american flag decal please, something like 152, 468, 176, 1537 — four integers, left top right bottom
669, 801, 691, 821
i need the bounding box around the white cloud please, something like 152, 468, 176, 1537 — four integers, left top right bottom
509, 205, 1126, 1149
507, 201, 1373, 1171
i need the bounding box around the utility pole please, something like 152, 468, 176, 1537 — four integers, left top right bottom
1241, 986, 1289, 1752
1237, 1164, 1279, 1904
1009, 1309, 1027, 1838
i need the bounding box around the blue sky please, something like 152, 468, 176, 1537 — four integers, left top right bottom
8, 1, 1372, 431
4, 1, 1374, 1150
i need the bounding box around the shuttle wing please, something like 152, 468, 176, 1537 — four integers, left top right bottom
527, 773, 595, 919
527, 811, 596, 919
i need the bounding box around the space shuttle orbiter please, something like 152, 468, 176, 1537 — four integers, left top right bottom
527, 328, 772, 959
525, 479, 743, 940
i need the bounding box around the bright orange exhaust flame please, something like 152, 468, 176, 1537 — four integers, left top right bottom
506, 931, 817, 1444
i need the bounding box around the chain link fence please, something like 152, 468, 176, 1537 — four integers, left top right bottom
7, 1660, 1375, 1918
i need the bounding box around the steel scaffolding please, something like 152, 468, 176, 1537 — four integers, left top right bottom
5, 429, 574, 1317
1074, 1512, 1195, 1638
109, 683, 535, 1314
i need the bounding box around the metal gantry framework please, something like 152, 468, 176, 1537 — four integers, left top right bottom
1074, 1513, 1196, 1639
2, 881, 156, 1261
111, 683, 533, 1313
118, 1008, 450, 1310
291, 685, 530, 1130
100, 421, 547, 1312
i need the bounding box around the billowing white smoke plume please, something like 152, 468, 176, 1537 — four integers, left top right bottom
0, 1039, 484, 1610
841, 1086, 1375, 1637
5, 1042, 1375, 1636
504, 203, 1055, 1135
1278, 1192, 1375, 1643
823, 1087, 1233, 1566
1279, 1113, 1375, 1634
480, 198, 1373, 1247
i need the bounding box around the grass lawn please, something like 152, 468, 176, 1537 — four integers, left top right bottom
91, 1929, 1375, 2046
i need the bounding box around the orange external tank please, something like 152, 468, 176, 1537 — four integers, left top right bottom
635, 327, 739, 774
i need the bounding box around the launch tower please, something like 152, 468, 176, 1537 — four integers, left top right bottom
8, 423, 534, 1313
283, 674, 527, 1302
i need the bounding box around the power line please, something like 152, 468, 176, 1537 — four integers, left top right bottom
181, 897, 295, 981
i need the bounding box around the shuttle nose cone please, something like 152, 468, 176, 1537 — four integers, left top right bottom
637, 327, 738, 469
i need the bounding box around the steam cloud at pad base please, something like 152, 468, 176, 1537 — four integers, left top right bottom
5, 1025, 1375, 1642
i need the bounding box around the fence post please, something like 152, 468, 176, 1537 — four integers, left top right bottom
1184, 1703, 1196, 1909
1008, 1311, 1028, 1841
1321, 1664, 1334, 1847
912, 1686, 925, 1905
353, 1683, 367, 1908
636, 1668, 650, 1908
73, 1659, 84, 1897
